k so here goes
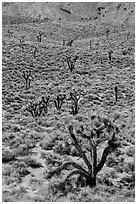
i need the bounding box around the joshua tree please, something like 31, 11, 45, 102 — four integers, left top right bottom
26, 96, 50, 117
7, 29, 13, 38
114, 85, 118, 103
73, 55, 79, 63
66, 39, 73, 47
69, 92, 81, 116
63, 39, 65, 46
54, 94, 66, 111
106, 28, 110, 37
37, 96, 50, 116
90, 39, 92, 49
66, 57, 75, 72
18, 36, 25, 51
46, 115, 120, 188
108, 50, 113, 63
33, 47, 38, 58
22, 70, 32, 90
37, 31, 43, 42
66, 55, 79, 72
26, 101, 37, 117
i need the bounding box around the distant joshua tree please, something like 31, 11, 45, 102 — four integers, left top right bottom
33, 47, 38, 58
63, 39, 65, 46
108, 50, 113, 63
54, 94, 66, 111
66, 39, 73, 47
106, 28, 110, 37
114, 85, 118, 103
66, 55, 79, 72
7, 29, 13, 38
37, 31, 43, 42
19, 36, 25, 51
26, 96, 50, 117
22, 70, 32, 90
37, 96, 50, 116
69, 91, 81, 116
90, 39, 92, 49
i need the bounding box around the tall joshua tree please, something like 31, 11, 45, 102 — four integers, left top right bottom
46, 115, 120, 188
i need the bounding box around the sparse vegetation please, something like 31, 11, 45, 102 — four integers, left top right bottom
2, 2, 135, 202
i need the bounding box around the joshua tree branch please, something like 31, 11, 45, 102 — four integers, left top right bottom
64, 169, 90, 181
68, 125, 93, 171
46, 161, 89, 179
96, 133, 116, 174
96, 146, 110, 174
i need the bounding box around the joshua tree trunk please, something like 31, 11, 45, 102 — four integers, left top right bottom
87, 176, 96, 187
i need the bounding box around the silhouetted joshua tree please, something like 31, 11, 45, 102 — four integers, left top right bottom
22, 70, 32, 90
54, 94, 66, 110
46, 115, 120, 188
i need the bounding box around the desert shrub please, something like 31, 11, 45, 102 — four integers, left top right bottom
126, 146, 135, 157
76, 187, 104, 202
11, 124, 21, 132
13, 161, 30, 177
102, 176, 113, 186
53, 141, 71, 155
108, 169, 117, 179
70, 146, 80, 156
48, 178, 74, 197
116, 165, 124, 173
40, 136, 56, 150
2, 149, 17, 163
25, 158, 43, 168
115, 148, 123, 157
43, 153, 62, 167
119, 173, 135, 189
124, 162, 135, 173
106, 156, 118, 167
2, 164, 14, 176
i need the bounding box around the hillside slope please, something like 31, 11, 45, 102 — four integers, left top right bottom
2, 2, 135, 24
2, 2, 135, 202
